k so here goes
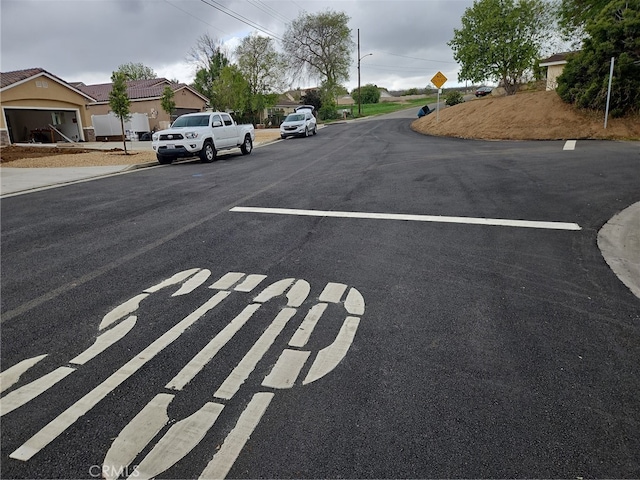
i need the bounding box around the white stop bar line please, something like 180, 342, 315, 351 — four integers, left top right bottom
231, 207, 582, 231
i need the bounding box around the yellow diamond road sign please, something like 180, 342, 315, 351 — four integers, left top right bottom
431, 71, 447, 89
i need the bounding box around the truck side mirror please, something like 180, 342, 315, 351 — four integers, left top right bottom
212, 121, 222, 127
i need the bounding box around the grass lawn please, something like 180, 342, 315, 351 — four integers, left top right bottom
344, 97, 437, 119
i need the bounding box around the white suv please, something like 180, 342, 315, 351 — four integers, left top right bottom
280, 110, 317, 139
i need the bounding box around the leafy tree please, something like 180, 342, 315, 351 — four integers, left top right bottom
108, 71, 131, 154
301, 89, 323, 111
116, 62, 157, 80
189, 34, 230, 106
235, 34, 287, 123
555, 0, 612, 40
282, 10, 354, 87
212, 65, 249, 114
556, 0, 640, 117
160, 86, 176, 121
352, 84, 381, 104
317, 80, 342, 120
448, 0, 552, 95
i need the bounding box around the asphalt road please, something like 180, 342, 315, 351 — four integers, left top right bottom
1, 111, 639, 479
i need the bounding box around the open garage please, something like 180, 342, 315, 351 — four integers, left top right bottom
0, 69, 95, 146
4, 108, 82, 144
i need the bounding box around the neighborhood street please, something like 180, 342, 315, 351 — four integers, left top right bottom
1, 112, 639, 479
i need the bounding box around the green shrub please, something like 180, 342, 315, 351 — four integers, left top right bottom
445, 90, 464, 106
318, 104, 338, 121
557, 0, 639, 117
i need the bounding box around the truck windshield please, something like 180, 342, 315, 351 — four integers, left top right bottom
172, 115, 210, 127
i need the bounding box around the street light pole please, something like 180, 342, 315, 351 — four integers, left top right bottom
357, 29, 372, 117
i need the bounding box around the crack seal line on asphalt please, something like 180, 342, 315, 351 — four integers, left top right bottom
230, 206, 582, 231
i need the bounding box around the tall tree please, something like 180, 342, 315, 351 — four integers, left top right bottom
557, 0, 640, 117
108, 71, 131, 154
189, 34, 230, 107
212, 65, 249, 114
116, 62, 157, 80
448, 0, 552, 95
282, 10, 354, 88
555, 0, 612, 41
160, 86, 176, 122
235, 34, 287, 123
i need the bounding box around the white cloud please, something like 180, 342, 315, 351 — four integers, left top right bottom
0, 0, 475, 90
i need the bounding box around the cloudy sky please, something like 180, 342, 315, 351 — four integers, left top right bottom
1, 0, 477, 92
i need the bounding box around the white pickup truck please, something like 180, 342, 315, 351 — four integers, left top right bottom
152, 112, 255, 164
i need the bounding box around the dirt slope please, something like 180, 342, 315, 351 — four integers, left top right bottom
412, 90, 640, 141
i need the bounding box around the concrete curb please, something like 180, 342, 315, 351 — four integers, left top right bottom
598, 201, 640, 299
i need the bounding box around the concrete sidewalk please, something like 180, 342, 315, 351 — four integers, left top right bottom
0, 140, 156, 196
0, 164, 146, 196
0, 136, 279, 196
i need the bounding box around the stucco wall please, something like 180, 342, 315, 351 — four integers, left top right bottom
1, 76, 93, 129
86, 89, 206, 132
546, 65, 565, 91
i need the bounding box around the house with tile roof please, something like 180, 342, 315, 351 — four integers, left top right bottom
74, 78, 209, 134
0, 68, 97, 146
0, 68, 210, 146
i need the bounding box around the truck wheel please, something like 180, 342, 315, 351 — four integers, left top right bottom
199, 141, 216, 163
156, 154, 174, 165
240, 134, 253, 155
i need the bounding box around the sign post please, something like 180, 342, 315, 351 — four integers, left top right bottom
431, 71, 448, 122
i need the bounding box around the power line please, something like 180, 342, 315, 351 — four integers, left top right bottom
249, 0, 291, 24
378, 51, 457, 64
199, 0, 283, 40
163, 0, 231, 35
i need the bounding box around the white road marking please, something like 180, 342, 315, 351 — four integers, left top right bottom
10, 291, 230, 461
6, 271, 367, 480
319, 282, 348, 303
563, 140, 577, 150
262, 349, 311, 389
1, 367, 75, 417
199, 392, 274, 480
234, 274, 267, 292
165, 303, 261, 391
345, 288, 366, 315
253, 278, 295, 303
286, 280, 311, 307
214, 308, 297, 400
130, 402, 224, 480
103, 393, 174, 480
144, 268, 201, 294
231, 206, 582, 231
289, 303, 328, 348
0, 355, 47, 394
71, 316, 137, 365
210, 272, 245, 290
303, 317, 361, 385
99, 294, 148, 330
172, 269, 211, 296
